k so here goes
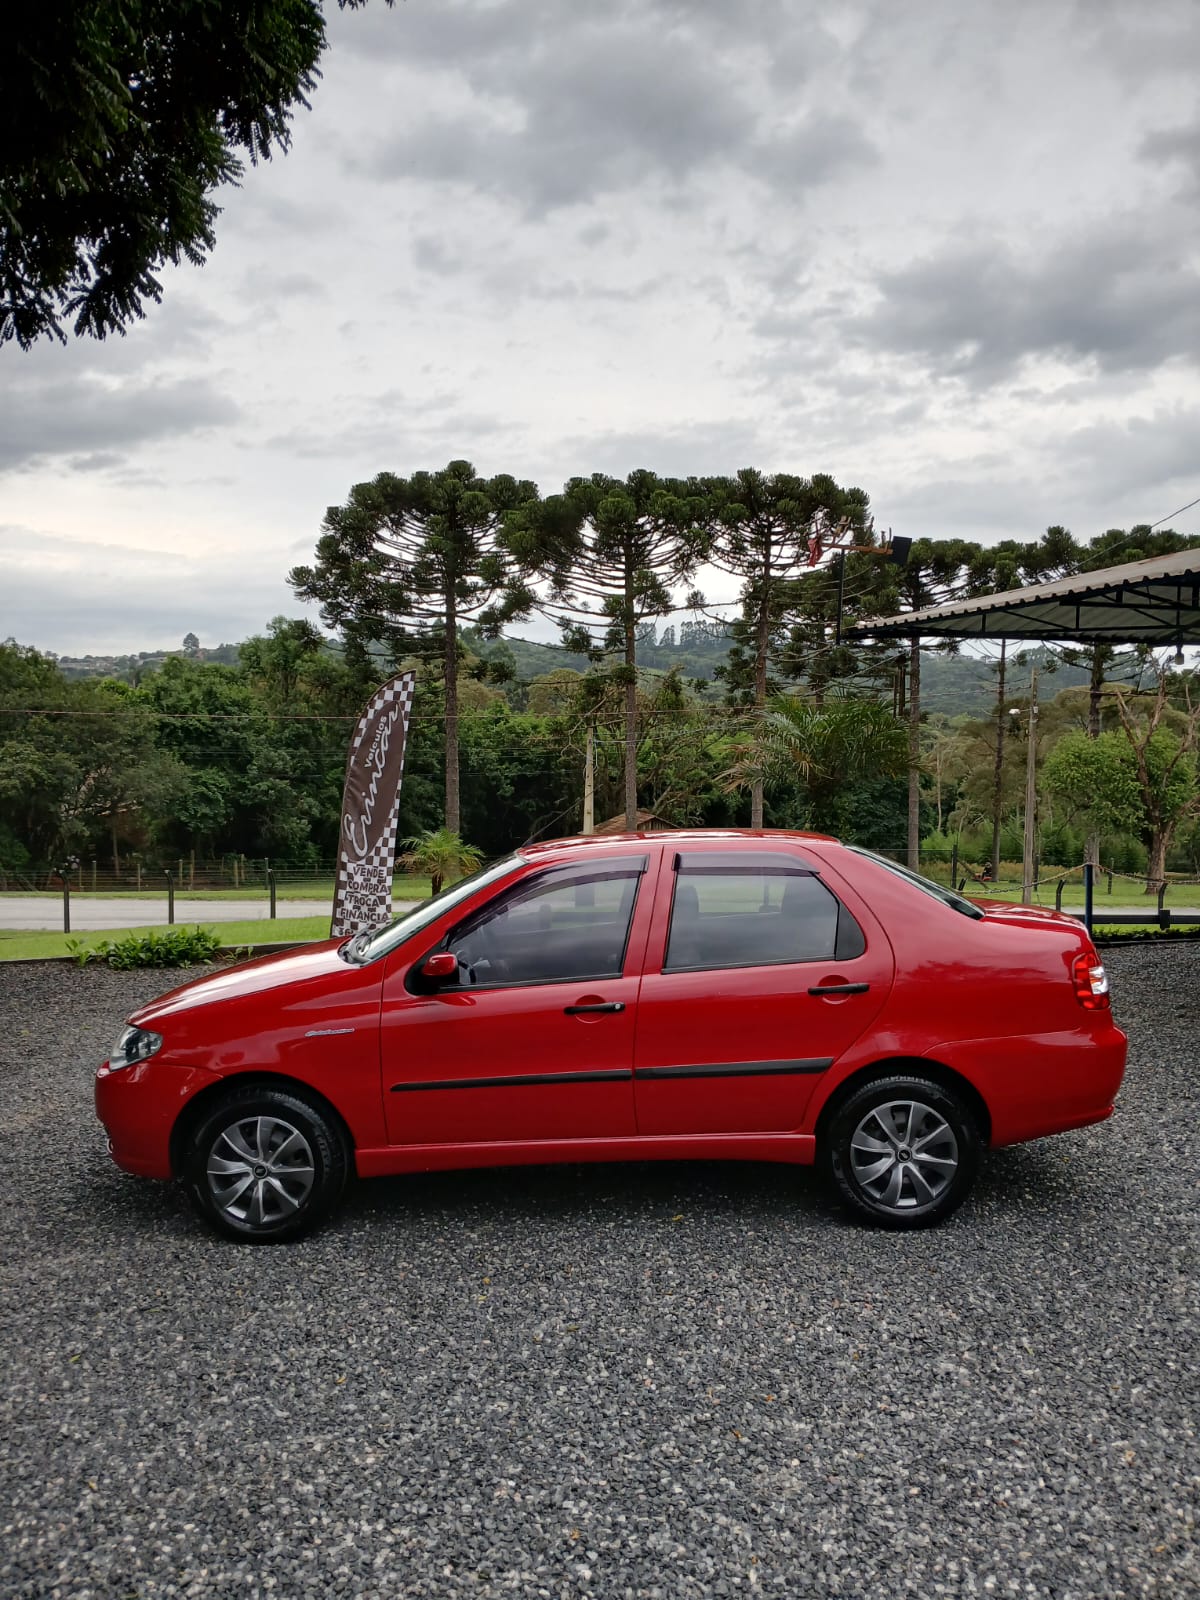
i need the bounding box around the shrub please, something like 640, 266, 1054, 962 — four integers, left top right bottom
102, 926, 222, 970
65, 936, 111, 968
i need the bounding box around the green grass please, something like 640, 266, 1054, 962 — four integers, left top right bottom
0, 915, 333, 962
920, 868, 1187, 910
960, 881, 1184, 910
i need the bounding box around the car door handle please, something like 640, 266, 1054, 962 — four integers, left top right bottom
564, 1002, 625, 1015
808, 982, 870, 996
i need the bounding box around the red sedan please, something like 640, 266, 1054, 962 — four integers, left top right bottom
95, 831, 1126, 1242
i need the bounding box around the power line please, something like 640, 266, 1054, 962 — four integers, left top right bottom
1149, 494, 1200, 531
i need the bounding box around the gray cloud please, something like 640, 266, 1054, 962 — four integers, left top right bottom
0, 528, 309, 655
343, 3, 874, 213
408, 234, 661, 309
849, 220, 1200, 383
751, 115, 879, 194
1052, 405, 1200, 503
555, 420, 771, 483
260, 385, 517, 463
0, 372, 239, 474
1073, 0, 1200, 86
1141, 113, 1200, 198
249, 270, 327, 301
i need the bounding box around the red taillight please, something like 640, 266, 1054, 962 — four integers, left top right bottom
1072, 951, 1111, 1010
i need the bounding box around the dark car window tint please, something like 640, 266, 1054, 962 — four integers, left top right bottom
446, 861, 644, 988
665, 864, 856, 972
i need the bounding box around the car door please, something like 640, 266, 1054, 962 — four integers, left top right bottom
381, 852, 655, 1147
633, 845, 894, 1135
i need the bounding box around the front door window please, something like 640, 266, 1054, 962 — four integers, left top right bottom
442, 859, 645, 989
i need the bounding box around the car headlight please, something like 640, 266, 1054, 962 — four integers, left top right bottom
108, 1025, 164, 1070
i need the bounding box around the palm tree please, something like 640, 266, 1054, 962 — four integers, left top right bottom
728, 694, 911, 826
399, 828, 484, 897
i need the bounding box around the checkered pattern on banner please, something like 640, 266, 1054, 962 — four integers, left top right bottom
330, 672, 416, 938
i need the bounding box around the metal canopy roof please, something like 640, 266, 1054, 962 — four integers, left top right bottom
852, 548, 1200, 645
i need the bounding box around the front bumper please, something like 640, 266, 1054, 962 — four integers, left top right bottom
95, 1056, 220, 1179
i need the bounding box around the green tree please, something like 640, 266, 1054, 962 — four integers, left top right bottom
1111, 679, 1200, 890
1045, 677, 1200, 890
132, 653, 319, 862
1042, 730, 1144, 840
399, 828, 483, 897
704, 469, 871, 827
0, 641, 180, 870
524, 668, 585, 717
506, 470, 707, 829
729, 694, 911, 832
2, 0, 392, 347
291, 462, 541, 835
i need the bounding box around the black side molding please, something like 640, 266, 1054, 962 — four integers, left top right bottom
635, 1058, 833, 1082
391, 1069, 633, 1094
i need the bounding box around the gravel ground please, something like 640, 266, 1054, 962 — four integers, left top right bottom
0, 949, 1196, 1600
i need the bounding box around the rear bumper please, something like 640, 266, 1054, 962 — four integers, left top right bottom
931, 1022, 1128, 1147
95, 1057, 219, 1180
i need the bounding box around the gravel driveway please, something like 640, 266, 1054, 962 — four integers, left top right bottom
1, 947, 1196, 1599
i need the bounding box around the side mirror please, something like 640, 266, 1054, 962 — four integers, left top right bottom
420, 951, 459, 983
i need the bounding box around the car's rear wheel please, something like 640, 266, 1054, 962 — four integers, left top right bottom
823, 1074, 980, 1229
184, 1086, 349, 1243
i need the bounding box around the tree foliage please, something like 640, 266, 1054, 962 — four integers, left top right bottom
505, 470, 708, 829
1, 0, 387, 347
727, 694, 911, 833
399, 828, 483, 897
703, 469, 871, 826
291, 461, 541, 834
1042, 731, 1145, 838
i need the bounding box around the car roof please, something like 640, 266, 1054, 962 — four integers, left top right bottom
520, 829, 838, 861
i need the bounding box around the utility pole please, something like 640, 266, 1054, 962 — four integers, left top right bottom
1085, 644, 1105, 871
906, 635, 921, 870
582, 720, 595, 834
990, 640, 1007, 880
1022, 668, 1039, 906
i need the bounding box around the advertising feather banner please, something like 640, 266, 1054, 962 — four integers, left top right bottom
330, 671, 416, 938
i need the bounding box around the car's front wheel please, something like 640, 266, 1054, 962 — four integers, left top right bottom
823, 1074, 980, 1229
184, 1086, 349, 1243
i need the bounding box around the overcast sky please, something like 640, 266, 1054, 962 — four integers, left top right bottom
3, 0, 1198, 656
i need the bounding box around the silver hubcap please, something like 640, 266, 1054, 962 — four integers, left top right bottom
849, 1099, 959, 1212
206, 1115, 315, 1228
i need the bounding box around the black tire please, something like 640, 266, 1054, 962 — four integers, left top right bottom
183, 1085, 350, 1244
822, 1073, 980, 1230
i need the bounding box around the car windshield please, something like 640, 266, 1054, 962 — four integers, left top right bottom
846, 847, 984, 920
343, 854, 523, 963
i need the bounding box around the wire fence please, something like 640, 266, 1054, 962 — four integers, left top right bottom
0, 858, 424, 896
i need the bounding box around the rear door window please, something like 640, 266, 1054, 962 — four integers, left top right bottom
664, 853, 864, 972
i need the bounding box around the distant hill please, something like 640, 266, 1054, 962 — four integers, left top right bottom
55, 643, 241, 679
50, 624, 1142, 721
919, 646, 1147, 717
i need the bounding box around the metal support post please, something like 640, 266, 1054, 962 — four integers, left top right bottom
582, 721, 595, 835
1021, 669, 1038, 906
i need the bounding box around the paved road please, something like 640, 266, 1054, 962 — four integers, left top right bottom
0, 895, 333, 930
0, 946, 1197, 1598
